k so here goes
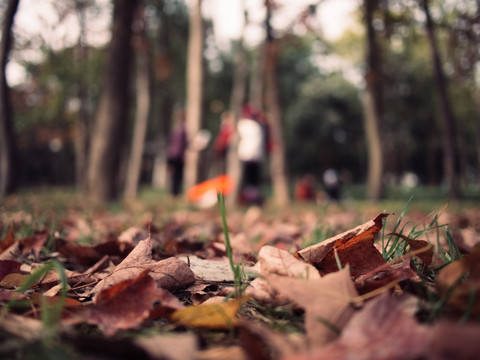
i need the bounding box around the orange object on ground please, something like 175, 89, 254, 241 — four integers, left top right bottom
187, 175, 234, 202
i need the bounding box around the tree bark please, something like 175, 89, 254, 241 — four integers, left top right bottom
0, 0, 20, 199
264, 1, 290, 206
151, 0, 174, 190
124, 6, 151, 199
74, 0, 90, 192
183, 0, 204, 193
86, 0, 138, 201
363, 0, 384, 200
421, 0, 460, 198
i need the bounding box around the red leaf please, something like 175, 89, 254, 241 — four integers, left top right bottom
89, 270, 163, 336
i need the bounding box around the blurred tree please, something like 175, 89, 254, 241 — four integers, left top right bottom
124, 4, 151, 198
73, 0, 90, 191
264, 0, 290, 206
150, 0, 189, 190
420, 0, 460, 198
86, 0, 139, 200
183, 0, 203, 193
363, 0, 384, 200
0, 0, 20, 198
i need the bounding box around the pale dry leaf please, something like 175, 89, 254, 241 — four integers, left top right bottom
245, 246, 320, 304
298, 293, 431, 360
257, 245, 320, 279
267, 267, 358, 348
134, 333, 198, 360
0, 313, 43, 340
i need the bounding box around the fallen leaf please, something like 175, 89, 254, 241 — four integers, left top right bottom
388, 232, 433, 266
266, 267, 358, 348
0, 225, 15, 255
295, 293, 431, 360
245, 245, 321, 304
354, 259, 417, 295
257, 245, 321, 279
88, 270, 168, 336
0, 313, 43, 340
430, 322, 480, 360
0, 230, 48, 261
0, 260, 21, 281
239, 320, 304, 360
195, 345, 247, 360
91, 237, 195, 297
170, 297, 246, 329
134, 333, 198, 360
295, 214, 388, 278
437, 245, 480, 315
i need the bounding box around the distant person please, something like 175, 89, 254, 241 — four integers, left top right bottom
323, 168, 341, 200
237, 104, 268, 205
166, 111, 187, 196
294, 174, 318, 202
212, 110, 234, 175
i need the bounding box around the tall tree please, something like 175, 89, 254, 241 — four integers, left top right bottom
73, 0, 90, 191
264, 0, 290, 206
0, 0, 20, 198
420, 0, 460, 198
124, 5, 151, 198
363, 0, 384, 200
183, 0, 204, 193
86, 0, 138, 201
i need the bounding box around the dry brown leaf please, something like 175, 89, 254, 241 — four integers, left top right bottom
0, 225, 15, 255
294, 293, 431, 360
91, 237, 195, 297
430, 322, 480, 359
266, 267, 358, 348
88, 270, 168, 336
295, 214, 388, 278
239, 320, 305, 360
437, 245, 480, 315
0, 260, 21, 282
388, 232, 433, 266
0, 230, 49, 261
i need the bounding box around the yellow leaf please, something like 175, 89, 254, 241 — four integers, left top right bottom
171, 298, 246, 328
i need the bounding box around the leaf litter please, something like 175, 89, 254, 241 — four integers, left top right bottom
1, 199, 480, 359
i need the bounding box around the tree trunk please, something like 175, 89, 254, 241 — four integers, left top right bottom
183, 0, 204, 193
86, 0, 138, 201
74, 0, 90, 192
264, 2, 290, 206
421, 0, 460, 198
124, 6, 151, 199
363, 0, 384, 200
0, 0, 20, 199
226, 1, 248, 209
151, 0, 174, 190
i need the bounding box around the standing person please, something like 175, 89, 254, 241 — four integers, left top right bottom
212, 110, 234, 175
237, 104, 267, 205
167, 111, 187, 196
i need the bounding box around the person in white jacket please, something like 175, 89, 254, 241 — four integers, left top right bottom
237, 105, 267, 204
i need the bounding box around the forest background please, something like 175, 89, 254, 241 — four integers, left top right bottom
1, 0, 479, 205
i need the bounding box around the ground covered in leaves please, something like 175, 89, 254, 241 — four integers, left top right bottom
1, 189, 480, 359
